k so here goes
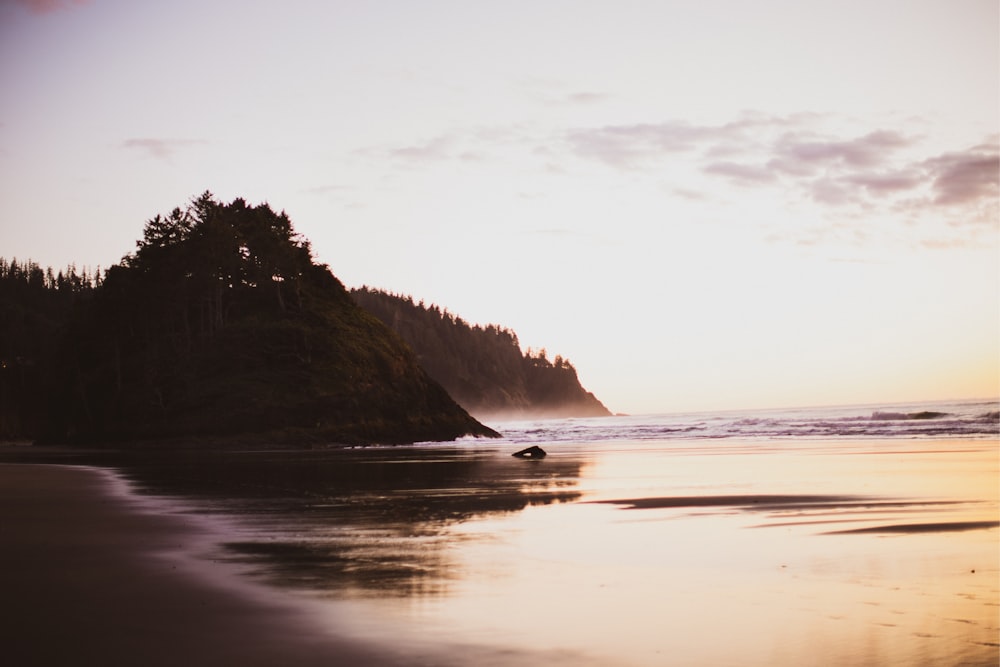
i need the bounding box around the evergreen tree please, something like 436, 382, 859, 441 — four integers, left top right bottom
351, 288, 611, 418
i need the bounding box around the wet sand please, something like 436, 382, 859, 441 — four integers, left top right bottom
0, 463, 424, 667
2, 435, 997, 666
591, 495, 1000, 533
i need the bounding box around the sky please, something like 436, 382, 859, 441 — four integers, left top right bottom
1, 0, 997, 414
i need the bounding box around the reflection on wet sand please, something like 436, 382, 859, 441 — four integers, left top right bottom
2, 437, 997, 666
826, 520, 1000, 534
0, 444, 587, 597
111, 447, 588, 596
591, 494, 998, 535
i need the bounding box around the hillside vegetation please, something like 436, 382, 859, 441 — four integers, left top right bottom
351, 288, 611, 419
1, 194, 496, 446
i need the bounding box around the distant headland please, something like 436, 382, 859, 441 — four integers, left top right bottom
352, 288, 612, 420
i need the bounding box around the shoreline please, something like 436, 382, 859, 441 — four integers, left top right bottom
0, 462, 425, 667
2, 425, 996, 666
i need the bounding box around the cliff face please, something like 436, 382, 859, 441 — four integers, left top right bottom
23, 194, 496, 446
351, 288, 612, 419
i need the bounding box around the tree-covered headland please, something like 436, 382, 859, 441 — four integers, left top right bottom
351, 289, 612, 419
1, 193, 496, 446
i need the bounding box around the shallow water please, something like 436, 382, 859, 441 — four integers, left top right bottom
101, 430, 999, 667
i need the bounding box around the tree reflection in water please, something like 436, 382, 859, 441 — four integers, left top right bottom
105, 446, 586, 597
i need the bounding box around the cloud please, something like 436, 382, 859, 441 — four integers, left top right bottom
670, 187, 708, 201
784, 135, 998, 220
567, 115, 918, 183
353, 134, 458, 166
703, 161, 776, 186
388, 135, 454, 162
563, 113, 830, 169
772, 130, 914, 173
565, 92, 610, 105
923, 142, 1000, 207
797, 139, 998, 225
920, 238, 977, 250
122, 138, 206, 160
844, 170, 923, 195
10, 0, 90, 14
361, 125, 536, 167
565, 121, 739, 168
359, 113, 996, 251
807, 178, 854, 207
563, 112, 998, 252
571, 116, 997, 221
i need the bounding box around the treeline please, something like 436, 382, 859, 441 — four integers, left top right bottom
0, 193, 494, 445
351, 288, 611, 419
0, 260, 102, 437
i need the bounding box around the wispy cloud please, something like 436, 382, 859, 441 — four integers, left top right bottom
568, 113, 998, 232
770, 130, 914, 173
566, 121, 738, 168
564, 113, 819, 168
703, 161, 777, 186
388, 135, 454, 162
566, 116, 919, 179
301, 184, 348, 196
122, 138, 206, 160
300, 183, 365, 210
360, 125, 534, 166
564, 91, 610, 105
670, 187, 708, 201
356, 113, 996, 250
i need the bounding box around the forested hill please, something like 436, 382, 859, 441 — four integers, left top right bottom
351, 288, 612, 419
0, 194, 496, 446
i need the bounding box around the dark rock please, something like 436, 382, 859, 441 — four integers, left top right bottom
512, 445, 546, 459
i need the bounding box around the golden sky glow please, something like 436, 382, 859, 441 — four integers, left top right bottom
1, 0, 997, 413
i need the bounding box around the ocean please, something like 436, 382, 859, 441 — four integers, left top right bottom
492, 397, 1000, 444
91, 399, 1000, 665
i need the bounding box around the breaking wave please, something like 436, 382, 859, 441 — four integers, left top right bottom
490, 399, 1000, 445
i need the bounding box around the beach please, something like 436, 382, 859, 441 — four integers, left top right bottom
0, 462, 437, 667
1, 403, 997, 666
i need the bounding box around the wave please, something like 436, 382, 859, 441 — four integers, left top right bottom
489, 399, 1000, 445
870, 410, 950, 421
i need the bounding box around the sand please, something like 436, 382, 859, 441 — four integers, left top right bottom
3, 435, 996, 667
0, 463, 418, 667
